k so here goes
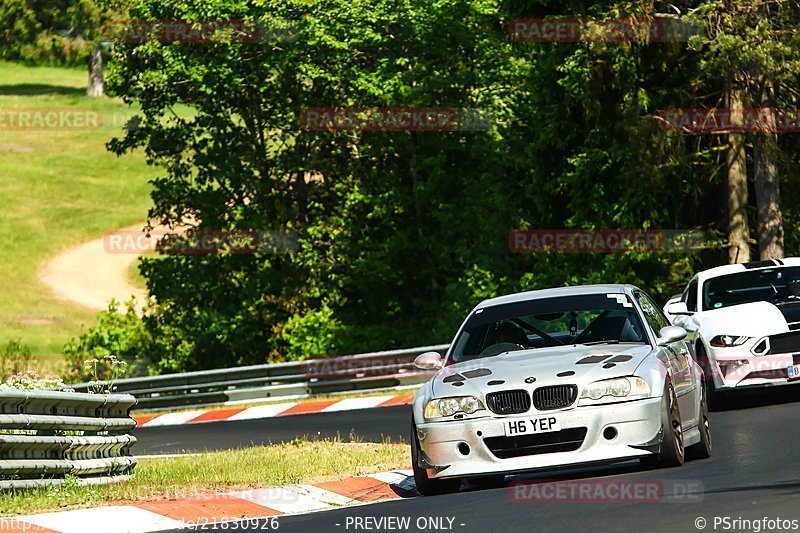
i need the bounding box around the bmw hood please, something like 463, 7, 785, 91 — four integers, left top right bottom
432, 344, 653, 398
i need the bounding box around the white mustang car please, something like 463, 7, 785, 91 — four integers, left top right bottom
411, 284, 711, 495
664, 258, 800, 404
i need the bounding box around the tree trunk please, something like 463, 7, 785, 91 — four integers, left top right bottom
753, 129, 783, 259
87, 47, 105, 98
753, 87, 784, 260
726, 89, 750, 264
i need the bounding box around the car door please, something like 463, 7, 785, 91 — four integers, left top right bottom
635, 291, 698, 428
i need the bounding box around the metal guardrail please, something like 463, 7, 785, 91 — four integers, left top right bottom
71, 344, 450, 410
0, 391, 137, 489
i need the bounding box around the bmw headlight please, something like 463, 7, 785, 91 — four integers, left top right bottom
580, 377, 650, 402
424, 396, 484, 419
709, 335, 751, 348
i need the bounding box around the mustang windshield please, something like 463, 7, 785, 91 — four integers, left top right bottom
448, 293, 648, 364
702, 266, 800, 310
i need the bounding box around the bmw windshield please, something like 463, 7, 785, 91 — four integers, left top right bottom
702, 267, 800, 310
447, 293, 649, 364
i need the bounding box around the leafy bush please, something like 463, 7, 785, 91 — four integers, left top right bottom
62, 299, 152, 382
0, 0, 108, 66
0, 339, 34, 381
277, 305, 349, 361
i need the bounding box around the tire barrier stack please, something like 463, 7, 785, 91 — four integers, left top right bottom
0, 390, 138, 489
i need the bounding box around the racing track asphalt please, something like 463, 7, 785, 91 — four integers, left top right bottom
132, 406, 411, 454
150, 387, 800, 533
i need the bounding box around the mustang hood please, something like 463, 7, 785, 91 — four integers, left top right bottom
698, 301, 790, 337
432, 344, 653, 398
775, 301, 800, 330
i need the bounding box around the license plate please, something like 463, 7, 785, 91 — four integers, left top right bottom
788, 364, 800, 380
504, 416, 561, 437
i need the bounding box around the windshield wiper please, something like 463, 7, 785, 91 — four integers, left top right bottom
579, 340, 620, 346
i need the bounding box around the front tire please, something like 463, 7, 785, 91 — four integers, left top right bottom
640, 382, 685, 468
411, 420, 461, 496
696, 343, 724, 410
686, 382, 712, 460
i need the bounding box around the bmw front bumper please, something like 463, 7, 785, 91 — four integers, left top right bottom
416, 397, 662, 479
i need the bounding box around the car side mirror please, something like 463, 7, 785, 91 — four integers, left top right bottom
657, 325, 687, 346
414, 351, 443, 370
665, 301, 692, 315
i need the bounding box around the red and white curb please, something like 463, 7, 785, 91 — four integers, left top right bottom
5, 470, 417, 533
135, 394, 414, 428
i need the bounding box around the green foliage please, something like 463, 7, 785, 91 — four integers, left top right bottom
0, 0, 112, 65
62, 299, 152, 381
93, 0, 798, 372
0, 339, 34, 381
278, 305, 348, 361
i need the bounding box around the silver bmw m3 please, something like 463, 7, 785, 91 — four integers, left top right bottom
411, 284, 712, 495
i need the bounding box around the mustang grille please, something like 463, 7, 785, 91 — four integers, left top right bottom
766, 331, 800, 354
485, 390, 531, 415
744, 369, 789, 380
484, 427, 588, 459
532, 385, 578, 410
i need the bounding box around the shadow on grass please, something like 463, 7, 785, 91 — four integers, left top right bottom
0, 84, 85, 96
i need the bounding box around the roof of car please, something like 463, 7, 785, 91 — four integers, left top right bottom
477, 284, 639, 308
697, 257, 800, 282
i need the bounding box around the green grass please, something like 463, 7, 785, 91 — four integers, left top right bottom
0, 439, 410, 516
0, 61, 154, 364
126, 257, 147, 290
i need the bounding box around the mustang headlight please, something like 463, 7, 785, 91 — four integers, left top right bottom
709, 335, 751, 348
424, 396, 484, 419
580, 377, 650, 401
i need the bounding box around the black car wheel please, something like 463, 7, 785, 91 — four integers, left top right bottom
686, 381, 712, 460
